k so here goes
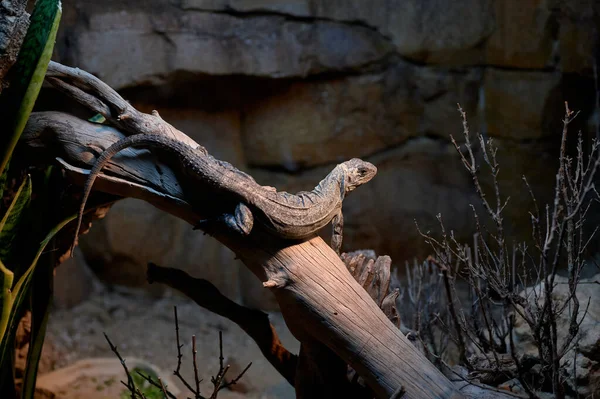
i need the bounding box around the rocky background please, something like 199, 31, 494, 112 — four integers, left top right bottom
45, 0, 600, 310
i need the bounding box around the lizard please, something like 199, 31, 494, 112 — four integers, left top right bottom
71, 134, 377, 254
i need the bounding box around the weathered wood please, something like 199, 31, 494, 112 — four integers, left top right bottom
21, 111, 463, 398
294, 338, 370, 398
45, 61, 201, 150
21, 61, 520, 397
21, 112, 194, 217
225, 232, 463, 398
22, 110, 521, 399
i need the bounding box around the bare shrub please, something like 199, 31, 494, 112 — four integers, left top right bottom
409, 103, 597, 399
106, 306, 251, 399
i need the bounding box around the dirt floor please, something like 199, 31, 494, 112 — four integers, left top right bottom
40, 286, 298, 398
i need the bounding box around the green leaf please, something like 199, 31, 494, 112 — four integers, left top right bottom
0, 160, 9, 203
0, 259, 15, 395
0, 256, 18, 379
121, 367, 164, 399
0, 258, 15, 347
21, 255, 54, 399
20, 302, 51, 398
0, 214, 74, 376
88, 113, 107, 124
0, 176, 32, 263
0, 0, 63, 177
0, 341, 16, 398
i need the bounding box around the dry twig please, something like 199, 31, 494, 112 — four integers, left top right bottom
414, 103, 597, 399
105, 308, 251, 399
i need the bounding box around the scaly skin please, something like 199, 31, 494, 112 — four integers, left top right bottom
71, 134, 377, 254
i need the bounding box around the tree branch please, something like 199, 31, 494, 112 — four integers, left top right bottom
20, 61, 474, 398
146, 263, 297, 387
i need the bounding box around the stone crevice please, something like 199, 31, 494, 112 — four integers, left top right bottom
168, 7, 577, 75
247, 134, 457, 177
177, 6, 395, 43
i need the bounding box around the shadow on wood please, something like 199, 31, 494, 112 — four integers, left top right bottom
18, 62, 521, 399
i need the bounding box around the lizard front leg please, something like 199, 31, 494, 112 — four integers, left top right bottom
330, 211, 343, 255
194, 203, 254, 236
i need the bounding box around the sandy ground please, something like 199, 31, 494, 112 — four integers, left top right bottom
41, 287, 299, 398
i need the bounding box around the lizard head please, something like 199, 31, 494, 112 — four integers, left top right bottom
341, 158, 377, 193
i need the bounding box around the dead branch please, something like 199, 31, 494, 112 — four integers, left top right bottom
416, 103, 598, 399
150, 252, 405, 398
104, 332, 157, 399
172, 306, 196, 394
147, 264, 297, 386
44, 61, 201, 150
106, 313, 251, 399
341, 251, 393, 309
19, 61, 529, 398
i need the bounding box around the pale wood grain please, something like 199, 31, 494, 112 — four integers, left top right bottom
21, 103, 519, 399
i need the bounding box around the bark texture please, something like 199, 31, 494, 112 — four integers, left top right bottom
19, 62, 520, 399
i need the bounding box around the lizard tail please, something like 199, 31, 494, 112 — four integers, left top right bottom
71, 138, 135, 256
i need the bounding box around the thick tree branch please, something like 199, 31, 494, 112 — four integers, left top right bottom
22, 111, 460, 399
17, 61, 520, 398
45, 61, 201, 150
147, 262, 375, 399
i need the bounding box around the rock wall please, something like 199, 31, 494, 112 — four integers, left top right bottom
51, 0, 599, 309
